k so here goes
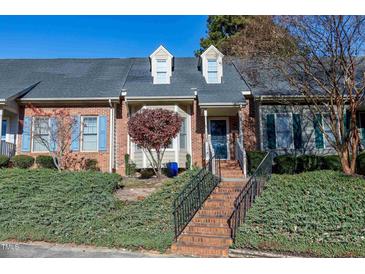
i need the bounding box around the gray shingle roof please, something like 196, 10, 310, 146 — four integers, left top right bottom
0, 57, 248, 105
0, 59, 132, 100
234, 58, 300, 97
124, 58, 248, 105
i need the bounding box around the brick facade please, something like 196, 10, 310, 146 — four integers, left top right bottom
191, 100, 205, 167
15, 98, 258, 174
241, 97, 257, 151
17, 104, 112, 173
115, 99, 128, 175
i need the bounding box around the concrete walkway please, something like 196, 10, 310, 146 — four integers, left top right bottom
0, 241, 176, 258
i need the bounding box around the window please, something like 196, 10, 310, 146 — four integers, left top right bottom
179, 117, 187, 150
359, 112, 365, 144
32, 117, 50, 152
155, 59, 168, 84
323, 115, 335, 148
275, 114, 293, 148
207, 59, 218, 83
1, 119, 7, 141
82, 116, 98, 151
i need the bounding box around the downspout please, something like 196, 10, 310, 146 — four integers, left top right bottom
109, 98, 115, 173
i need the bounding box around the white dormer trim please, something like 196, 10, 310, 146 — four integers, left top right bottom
150, 45, 173, 84
201, 45, 224, 84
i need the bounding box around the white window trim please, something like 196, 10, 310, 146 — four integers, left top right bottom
80, 116, 99, 153
207, 59, 219, 84
179, 116, 188, 150
208, 117, 230, 160
274, 113, 294, 150
321, 113, 335, 149
1, 117, 10, 142
31, 116, 51, 153
359, 112, 365, 141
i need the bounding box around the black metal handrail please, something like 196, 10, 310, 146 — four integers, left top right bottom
172, 155, 221, 239
228, 151, 273, 241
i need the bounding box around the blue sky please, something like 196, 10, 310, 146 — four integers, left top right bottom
0, 16, 208, 58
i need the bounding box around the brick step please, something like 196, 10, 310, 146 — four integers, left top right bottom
185, 223, 232, 236
203, 199, 235, 208
219, 181, 246, 187
198, 208, 234, 217
192, 215, 229, 225
171, 242, 229, 257
213, 186, 242, 193
178, 234, 232, 247
221, 172, 243, 179
208, 193, 239, 200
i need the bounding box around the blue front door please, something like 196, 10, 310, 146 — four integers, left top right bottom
210, 119, 228, 159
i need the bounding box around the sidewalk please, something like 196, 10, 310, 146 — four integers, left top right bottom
0, 241, 177, 258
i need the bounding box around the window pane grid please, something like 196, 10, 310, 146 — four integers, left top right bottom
276, 114, 293, 149
82, 117, 98, 151
33, 117, 50, 152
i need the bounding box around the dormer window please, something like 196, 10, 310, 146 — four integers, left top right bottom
201, 45, 224, 84
156, 59, 168, 84
150, 45, 173, 84
207, 59, 219, 83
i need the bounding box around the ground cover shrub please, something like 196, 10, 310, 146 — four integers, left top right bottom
0, 168, 198, 252
10, 155, 34, 169
36, 155, 56, 169
246, 151, 267, 174
0, 155, 10, 168
233, 171, 365, 257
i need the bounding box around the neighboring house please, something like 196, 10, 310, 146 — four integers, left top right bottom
0, 45, 364, 175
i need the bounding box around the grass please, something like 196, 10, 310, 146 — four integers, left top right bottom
0, 168, 197, 252
233, 170, 365, 257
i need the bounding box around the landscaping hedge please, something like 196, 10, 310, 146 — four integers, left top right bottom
84, 159, 99, 171
246, 151, 267, 174
274, 155, 297, 174
0, 155, 10, 168
357, 152, 365, 175
322, 155, 342, 171
10, 155, 34, 169
296, 155, 322, 173
36, 155, 56, 169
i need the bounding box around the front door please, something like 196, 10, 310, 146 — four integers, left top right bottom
209, 119, 228, 159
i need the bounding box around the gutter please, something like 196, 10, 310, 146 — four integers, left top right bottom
125, 96, 196, 102
19, 97, 120, 102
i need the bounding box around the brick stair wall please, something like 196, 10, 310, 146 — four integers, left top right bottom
171, 160, 246, 257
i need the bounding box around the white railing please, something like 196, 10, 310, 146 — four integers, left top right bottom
0, 141, 16, 158
235, 137, 247, 178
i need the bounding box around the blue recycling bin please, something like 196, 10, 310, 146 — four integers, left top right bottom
166, 162, 178, 177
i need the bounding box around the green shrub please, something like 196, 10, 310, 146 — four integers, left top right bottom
322, 155, 342, 171
233, 170, 365, 257
274, 155, 296, 174
247, 151, 267, 174
140, 168, 155, 179
296, 155, 321, 173
356, 153, 365, 175
124, 154, 136, 176
11, 155, 34, 169
84, 159, 99, 171
0, 155, 10, 168
186, 153, 192, 170
36, 155, 56, 169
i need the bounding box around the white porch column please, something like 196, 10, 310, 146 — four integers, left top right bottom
238, 109, 243, 144
0, 109, 3, 154
204, 109, 208, 159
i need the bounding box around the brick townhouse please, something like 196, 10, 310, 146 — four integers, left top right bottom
1, 45, 365, 175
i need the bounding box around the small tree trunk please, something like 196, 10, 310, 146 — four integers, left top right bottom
340, 149, 352, 175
